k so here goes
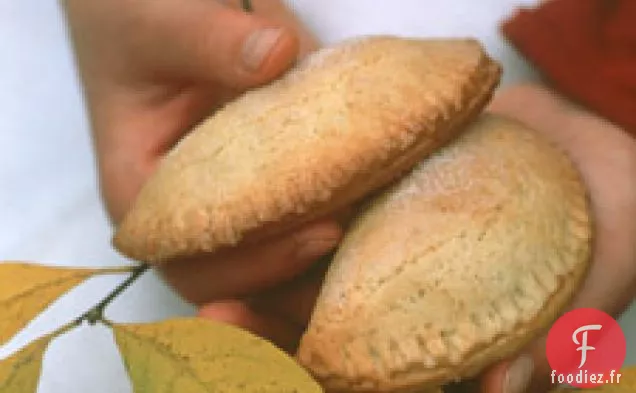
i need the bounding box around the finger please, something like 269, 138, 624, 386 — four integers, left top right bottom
221, 0, 321, 56
250, 0, 321, 56
248, 207, 358, 326
146, 0, 300, 89
478, 356, 534, 393
158, 219, 343, 305
249, 254, 329, 327
198, 300, 302, 353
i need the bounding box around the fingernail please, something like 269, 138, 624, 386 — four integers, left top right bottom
296, 239, 340, 260
242, 27, 284, 71
503, 355, 534, 393
293, 223, 342, 260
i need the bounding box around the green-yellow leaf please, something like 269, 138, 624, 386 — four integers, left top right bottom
549, 366, 636, 392
0, 262, 98, 345
0, 333, 53, 393
112, 317, 324, 393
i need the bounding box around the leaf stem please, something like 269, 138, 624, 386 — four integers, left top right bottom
52, 319, 83, 338
241, 0, 252, 12
93, 265, 140, 275
75, 264, 150, 325
99, 317, 114, 327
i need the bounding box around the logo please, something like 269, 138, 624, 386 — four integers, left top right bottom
546, 308, 626, 388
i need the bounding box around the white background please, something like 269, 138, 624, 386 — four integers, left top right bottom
0, 1, 634, 392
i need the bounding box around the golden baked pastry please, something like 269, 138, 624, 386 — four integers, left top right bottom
296, 114, 592, 393
113, 36, 501, 263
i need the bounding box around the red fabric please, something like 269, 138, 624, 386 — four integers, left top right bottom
501, 0, 636, 136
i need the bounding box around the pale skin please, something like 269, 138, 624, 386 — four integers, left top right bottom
62, 1, 636, 392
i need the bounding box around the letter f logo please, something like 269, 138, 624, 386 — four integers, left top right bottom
572, 324, 602, 368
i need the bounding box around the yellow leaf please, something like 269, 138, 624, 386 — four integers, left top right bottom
0, 334, 52, 393
112, 317, 324, 393
0, 262, 99, 345
549, 366, 636, 392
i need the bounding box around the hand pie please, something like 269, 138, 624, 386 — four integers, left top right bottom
113, 36, 501, 264
296, 114, 592, 393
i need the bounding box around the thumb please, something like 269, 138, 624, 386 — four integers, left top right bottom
153, 1, 300, 89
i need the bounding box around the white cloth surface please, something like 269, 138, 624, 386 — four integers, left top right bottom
0, 1, 633, 392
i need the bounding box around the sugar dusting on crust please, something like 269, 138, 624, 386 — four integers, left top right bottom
386, 143, 480, 205
295, 35, 377, 72
297, 114, 592, 392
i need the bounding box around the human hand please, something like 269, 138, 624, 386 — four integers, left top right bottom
479, 84, 636, 393
63, 0, 345, 352
62, 0, 317, 222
